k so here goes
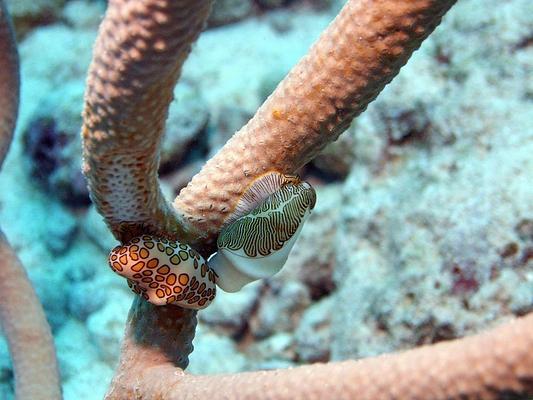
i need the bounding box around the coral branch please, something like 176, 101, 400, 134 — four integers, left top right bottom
82, 0, 214, 243
81, 0, 533, 399
0, 5, 61, 398
174, 0, 458, 250
105, 297, 197, 399
111, 313, 533, 399
82, 1, 214, 395
0, 233, 62, 400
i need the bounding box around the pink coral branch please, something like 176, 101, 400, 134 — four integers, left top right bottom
0, 233, 62, 400
114, 313, 533, 399
0, 2, 61, 398
82, 0, 214, 243
80, 0, 533, 399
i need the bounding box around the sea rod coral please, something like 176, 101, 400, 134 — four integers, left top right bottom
79, 0, 533, 398
0, 0, 531, 399
0, 2, 61, 399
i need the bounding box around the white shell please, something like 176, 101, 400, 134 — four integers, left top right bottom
209, 173, 316, 292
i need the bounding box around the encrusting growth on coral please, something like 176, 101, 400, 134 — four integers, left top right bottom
105, 296, 197, 394
0, 2, 61, 399
86, 0, 533, 398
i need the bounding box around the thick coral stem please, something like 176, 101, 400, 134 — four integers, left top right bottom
174, 0, 457, 251
82, 0, 214, 243
105, 298, 197, 400
82, 1, 214, 391
111, 313, 533, 400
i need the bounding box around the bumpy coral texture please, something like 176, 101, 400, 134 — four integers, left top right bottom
109, 235, 216, 309
143, 314, 533, 399
82, 2, 215, 395
81, 0, 533, 399
82, 0, 214, 243
174, 0, 459, 250
0, 2, 61, 399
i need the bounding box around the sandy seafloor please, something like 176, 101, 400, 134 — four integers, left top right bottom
0, 0, 532, 398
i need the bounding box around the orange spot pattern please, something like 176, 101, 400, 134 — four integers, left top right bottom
108, 235, 217, 309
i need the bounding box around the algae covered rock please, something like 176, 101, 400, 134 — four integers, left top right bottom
329, 0, 533, 360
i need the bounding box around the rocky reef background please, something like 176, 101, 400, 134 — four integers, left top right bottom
0, 0, 532, 398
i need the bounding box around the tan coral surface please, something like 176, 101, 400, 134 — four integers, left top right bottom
175, 0, 457, 249
82, 0, 214, 242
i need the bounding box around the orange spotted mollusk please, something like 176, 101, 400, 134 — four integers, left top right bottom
108, 235, 217, 309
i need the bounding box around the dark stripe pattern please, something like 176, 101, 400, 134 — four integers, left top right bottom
217, 182, 316, 258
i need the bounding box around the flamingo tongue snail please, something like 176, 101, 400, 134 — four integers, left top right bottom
108, 236, 217, 309
108, 172, 316, 306
208, 172, 316, 293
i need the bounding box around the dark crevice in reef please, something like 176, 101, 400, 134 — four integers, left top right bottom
23, 117, 91, 207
